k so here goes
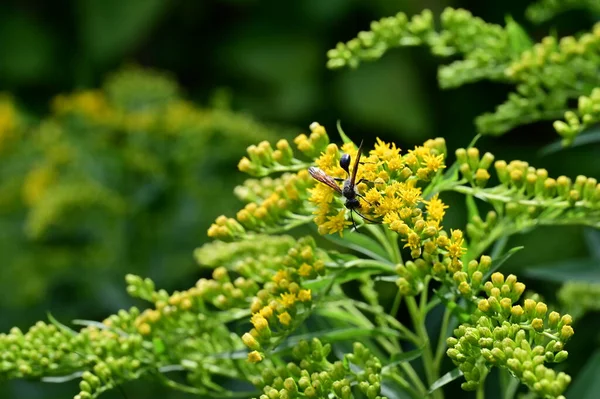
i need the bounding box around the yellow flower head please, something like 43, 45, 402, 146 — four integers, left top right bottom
278, 311, 292, 326
279, 292, 297, 308
319, 209, 352, 236
425, 194, 449, 222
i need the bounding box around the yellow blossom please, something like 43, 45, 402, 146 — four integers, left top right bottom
425, 194, 449, 222
250, 314, 269, 331
278, 311, 292, 326
319, 209, 351, 236
248, 350, 263, 363
279, 292, 297, 308
298, 289, 312, 302
422, 152, 445, 172
298, 263, 313, 277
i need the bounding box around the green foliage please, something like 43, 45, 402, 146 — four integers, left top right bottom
327, 7, 600, 144
0, 66, 280, 308
3, 122, 593, 398
526, 0, 600, 24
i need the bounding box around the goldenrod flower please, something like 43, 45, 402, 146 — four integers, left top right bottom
279, 292, 297, 308
247, 350, 263, 363
319, 210, 352, 236
425, 194, 449, 222
278, 311, 292, 326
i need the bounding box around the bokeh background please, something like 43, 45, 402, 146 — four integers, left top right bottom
1, 0, 599, 398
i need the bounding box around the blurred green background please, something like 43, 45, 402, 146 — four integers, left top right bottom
1, 0, 599, 398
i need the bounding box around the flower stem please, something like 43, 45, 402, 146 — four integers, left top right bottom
406, 296, 443, 399
433, 307, 451, 374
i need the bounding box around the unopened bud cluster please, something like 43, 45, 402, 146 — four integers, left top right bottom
478, 22, 600, 136
254, 339, 387, 399
244, 237, 326, 360
447, 272, 574, 397
554, 86, 600, 145
456, 147, 600, 221
208, 170, 313, 241
326, 6, 515, 92
0, 316, 148, 399
130, 268, 258, 336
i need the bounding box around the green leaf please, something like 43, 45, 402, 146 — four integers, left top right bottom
47, 313, 77, 336
483, 246, 524, 280
524, 258, 600, 283
383, 347, 424, 372
465, 194, 480, 222
566, 350, 600, 399
304, 264, 395, 291
505, 16, 534, 56
539, 126, 600, 156
211, 327, 400, 360
428, 368, 464, 394
336, 120, 354, 145
322, 231, 391, 263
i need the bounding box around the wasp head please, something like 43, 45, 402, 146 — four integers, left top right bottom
339, 153, 351, 174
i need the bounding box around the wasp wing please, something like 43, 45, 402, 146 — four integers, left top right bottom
350, 140, 363, 186
308, 167, 342, 194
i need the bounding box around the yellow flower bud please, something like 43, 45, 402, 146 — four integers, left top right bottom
278, 311, 292, 326
247, 350, 263, 363
531, 318, 544, 332
298, 289, 312, 302
242, 333, 261, 350
560, 325, 574, 341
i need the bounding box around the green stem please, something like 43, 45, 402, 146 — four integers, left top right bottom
385, 227, 403, 264
389, 373, 423, 399
476, 382, 485, 399
367, 225, 401, 264
433, 307, 451, 374
406, 296, 442, 399
344, 302, 427, 396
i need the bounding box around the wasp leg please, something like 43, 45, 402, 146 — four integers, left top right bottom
349, 209, 359, 231
334, 177, 345, 182
357, 193, 373, 206
356, 178, 375, 185
354, 209, 379, 224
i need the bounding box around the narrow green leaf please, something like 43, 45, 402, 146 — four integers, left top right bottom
42, 372, 83, 383
539, 126, 600, 156
322, 231, 391, 263
47, 313, 77, 336
465, 194, 480, 222
428, 368, 464, 393
336, 120, 354, 145
483, 246, 524, 280
524, 258, 600, 283
566, 350, 600, 399
383, 347, 424, 372
505, 15, 534, 56
211, 327, 399, 360
304, 265, 394, 291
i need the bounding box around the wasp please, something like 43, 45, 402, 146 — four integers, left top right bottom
308, 140, 377, 230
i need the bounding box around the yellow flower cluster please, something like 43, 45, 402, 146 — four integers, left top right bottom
242, 237, 325, 362
309, 135, 447, 238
